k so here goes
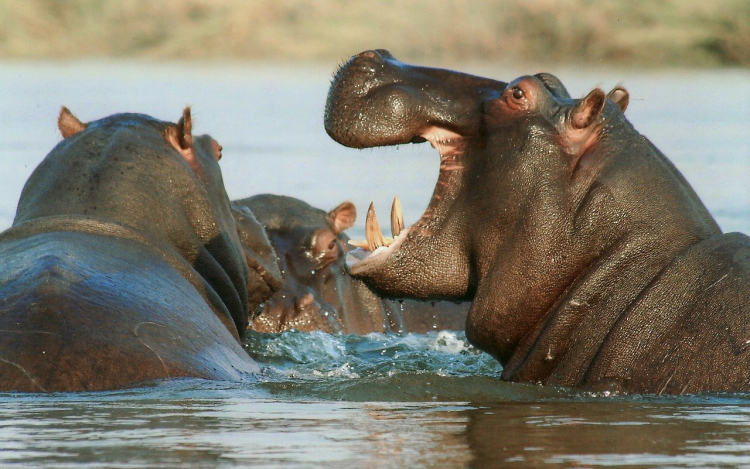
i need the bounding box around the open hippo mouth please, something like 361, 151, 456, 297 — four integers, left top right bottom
343, 134, 462, 274
324, 50, 506, 298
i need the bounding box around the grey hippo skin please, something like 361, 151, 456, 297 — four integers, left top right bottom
0, 107, 282, 392
324, 49, 750, 394
234, 194, 468, 334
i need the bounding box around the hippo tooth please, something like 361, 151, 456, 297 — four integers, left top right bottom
349, 237, 395, 250
348, 239, 369, 249
391, 196, 404, 238
365, 202, 386, 252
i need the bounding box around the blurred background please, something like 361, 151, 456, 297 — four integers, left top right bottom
0, 0, 748, 236
1, 0, 749, 66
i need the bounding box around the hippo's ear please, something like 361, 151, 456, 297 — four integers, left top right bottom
58, 106, 87, 138
562, 89, 607, 169
571, 88, 606, 129
328, 201, 356, 234
175, 107, 194, 150
167, 107, 198, 166
606, 86, 629, 113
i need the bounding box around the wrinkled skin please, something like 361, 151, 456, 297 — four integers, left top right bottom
235, 194, 468, 334
0, 108, 280, 392
325, 50, 750, 394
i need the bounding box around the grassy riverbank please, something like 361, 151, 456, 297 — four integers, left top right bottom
0, 0, 748, 67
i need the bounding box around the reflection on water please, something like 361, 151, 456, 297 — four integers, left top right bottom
4, 383, 750, 468
465, 402, 750, 468
0, 388, 474, 468
0, 61, 749, 467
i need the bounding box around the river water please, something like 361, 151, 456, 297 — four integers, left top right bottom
0, 61, 749, 467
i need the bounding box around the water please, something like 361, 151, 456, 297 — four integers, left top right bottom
0, 61, 749, 467
7, 332, 750, 468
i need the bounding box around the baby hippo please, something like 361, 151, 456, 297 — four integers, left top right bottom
234, 194, 468, 334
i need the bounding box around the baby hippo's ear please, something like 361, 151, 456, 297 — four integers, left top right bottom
606, 86, 629, 113
58, 106, 87, 138
571, 88, 606, 129
328, 201, 356, 234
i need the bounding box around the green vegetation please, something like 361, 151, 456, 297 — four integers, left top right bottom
0, 0, 748, 66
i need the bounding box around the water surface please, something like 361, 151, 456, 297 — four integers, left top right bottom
0, 61, 749, 467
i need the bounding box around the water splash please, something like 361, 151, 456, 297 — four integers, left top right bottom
244, 330, 516, 401
247, 330, 500, 378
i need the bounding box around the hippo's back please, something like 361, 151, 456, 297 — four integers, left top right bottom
0, 231, 258, 392
587, 232, 750, 394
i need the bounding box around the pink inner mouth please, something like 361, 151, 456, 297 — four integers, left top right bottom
345, 126, 464, 276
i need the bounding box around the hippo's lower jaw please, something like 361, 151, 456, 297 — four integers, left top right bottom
346, 226, 412, 275
344, 130, 468, 293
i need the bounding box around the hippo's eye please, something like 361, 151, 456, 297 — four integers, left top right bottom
328, 241, 341, 259
512, 87, 525, 100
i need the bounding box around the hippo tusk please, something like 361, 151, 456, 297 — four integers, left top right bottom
349, 200, 398, 250
365, 202, 386, 252
391, 196, 404, 238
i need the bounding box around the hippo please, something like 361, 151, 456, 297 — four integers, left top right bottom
324, 49, 750, 394
234, 194, 469, 334
0, 107, 280, 392
230, 200, 284, 315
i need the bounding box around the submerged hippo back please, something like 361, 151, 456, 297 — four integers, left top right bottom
0, 231, 258, 392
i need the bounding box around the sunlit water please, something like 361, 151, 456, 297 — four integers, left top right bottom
0, 61, 749, 467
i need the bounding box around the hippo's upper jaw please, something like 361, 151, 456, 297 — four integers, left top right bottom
326, 50, 504, 149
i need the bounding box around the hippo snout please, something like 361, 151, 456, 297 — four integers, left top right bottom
325, 49, 507, 150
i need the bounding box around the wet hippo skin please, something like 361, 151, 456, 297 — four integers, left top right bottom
235, 194, 468, 334
324, 49, 750, 394
0, 108, 280, 392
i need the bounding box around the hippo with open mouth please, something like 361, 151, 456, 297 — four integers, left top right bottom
324, 50, 750, 394
0, 107, 280, 392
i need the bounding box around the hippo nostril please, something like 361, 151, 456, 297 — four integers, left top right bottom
359, 50, 380, 60
357, 49, 391, 63
373, 49, 393, 59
